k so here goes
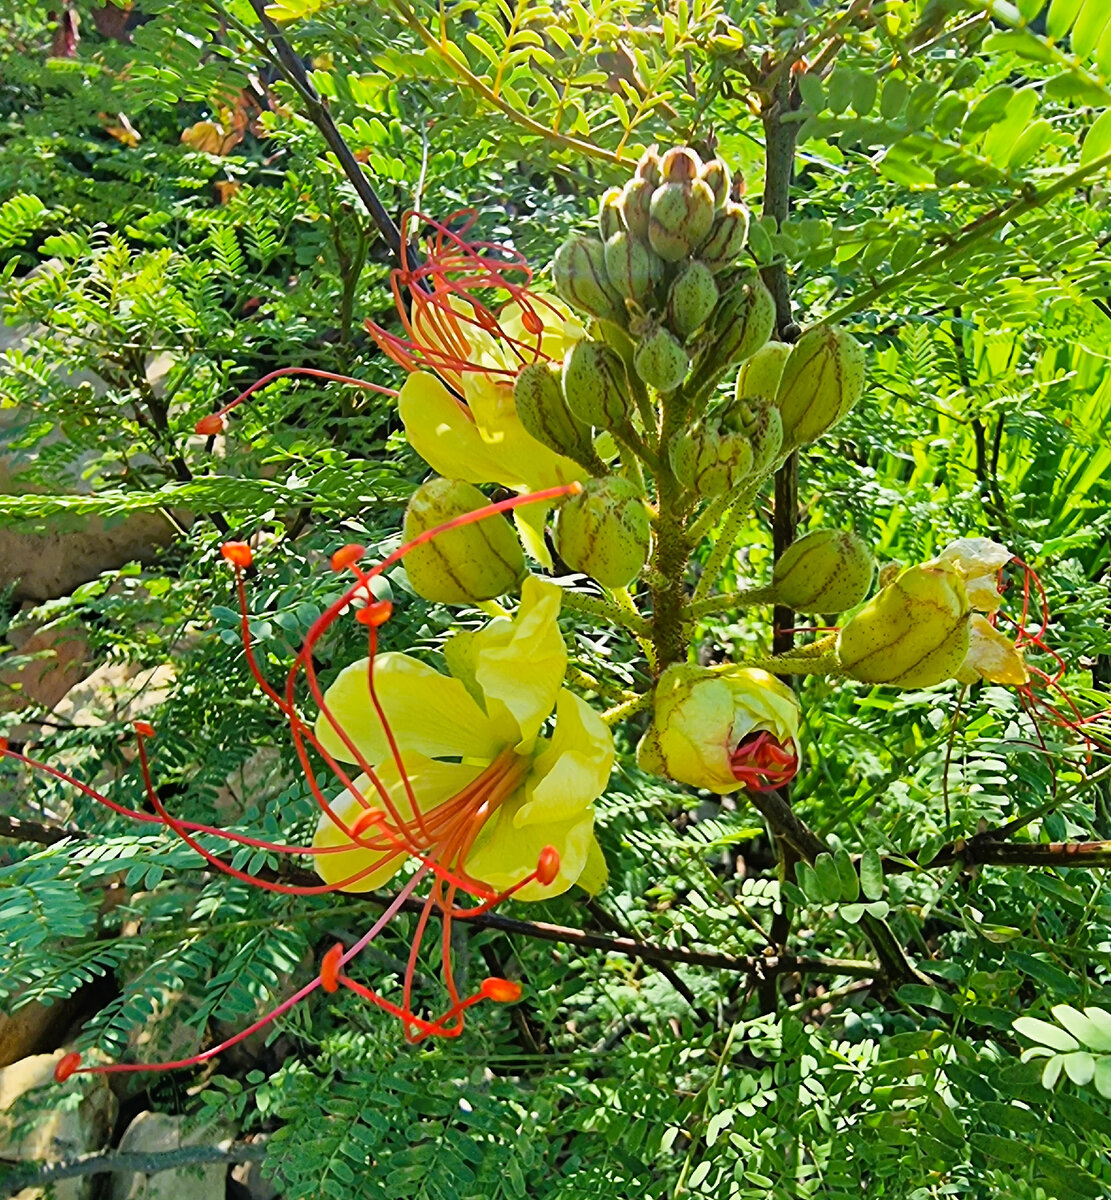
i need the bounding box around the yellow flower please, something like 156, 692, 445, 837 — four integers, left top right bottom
954, 613, 1030, 686
638, 664, 800, 795
937, 537, 1012, 613
311, 577, 613, 901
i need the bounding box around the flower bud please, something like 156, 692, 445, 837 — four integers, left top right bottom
666, 260, 719, 339
775, 325, 865, 451
634, 325, 689, 393
555, 476, 651, 588
514, 362, 595, 464
670, 419, 753, 498
637, 664, 800, 795
604, 231, 654, 306
552, 236, 625, 324
649, 177, 716, 262
771, 529, 874, 614
660, 146, 701, 182
688, 274, 775, 394
700, 159, 731, 208
621, 178, 653, 240
404, 478, 526, 605
836, 561, 971, 689
599, 187, 625, 241
636, 146, 662, 186
696, 202, 750, 271
720, 396, 782, 476
735, 342, 792, 403
563, 339, 635, 432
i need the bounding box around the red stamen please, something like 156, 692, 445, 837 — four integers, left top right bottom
221, 542, 253, 569
331, 544, 366, 572
730, 730, 799, 792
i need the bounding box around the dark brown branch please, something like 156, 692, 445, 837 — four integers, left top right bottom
0, 1141, 265, 1191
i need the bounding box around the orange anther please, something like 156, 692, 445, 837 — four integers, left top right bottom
356, 600, 393, 627
54, 1052, 82, 1082
320, 943, 344, 993
536, 845, 560, 886
520, 308, 544, 335
480, 977, 522, 1004
350, 808, 385, 839
331, 544, 366, 572
195, 413, 227, 436
0, 737, 7, 754
221, 542, 253, 569
134, 721, 156, 739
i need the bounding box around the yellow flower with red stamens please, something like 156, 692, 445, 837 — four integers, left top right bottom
312, 577, 613, 900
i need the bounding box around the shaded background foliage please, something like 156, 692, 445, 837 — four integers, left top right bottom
4, 0, 1111, 1196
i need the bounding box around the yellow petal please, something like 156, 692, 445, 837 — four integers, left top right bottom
497, 294, 585, 362
938, 538, 1011, 613
956, 614, 1029, 686
464, 794, 596, 901
312, 758, 484, 892
398, 372, 513, 485
656, 673, 737, 793
515, 690, 614, 827
514, 502, 554, 568
577, 833, 609, 896
314, 651, 502, 766
471, 576, 566, 751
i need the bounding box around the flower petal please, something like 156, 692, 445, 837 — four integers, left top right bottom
515, 690, 614, 827
314, 651, 502, 766
955, 614, 1029, 686
471, 576, 566, 751
497, 294, 585, 362
938, 538, 1011, 613
398, 372, 514, 485
464, 794, 596, 901
513, 502, 554, 568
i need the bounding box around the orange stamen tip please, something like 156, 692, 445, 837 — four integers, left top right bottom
0, 737, 7, 754
54, 1052, 82, 1082
350, 808, 384, 839
331, 544, 366, 572
133, 721, 156, 739
356, 600, 393, 627
567, 481, 584, 496
520, 309, 544, 335
536, 845, 560, 886
320, 943, 344, 993
221, 542, 253, 569
480, 977, 522, 1004
195, 413, 227, 436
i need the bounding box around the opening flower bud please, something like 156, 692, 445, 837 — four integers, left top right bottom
637, 664, 801, 795
700, 159, 731, 208
696, 202, 751, 272
837, 561, 971, 689
604, 231, 655, 306
771, 528, 875, 614
555, 476, 651, 588
667, 260, 719, 339
563, 338, 637, 434
552, 236, 625, 324
403, 478, 527, 605
775, 325, 866, 451
621, 177, 654, 240
636, 146, 663, 186
634, 325, 689, 393
720, 397, 783, 477
599, 186, 625, 241
660, 146, 702, 182
515, 361, 596, 463
735, 342, 792, 404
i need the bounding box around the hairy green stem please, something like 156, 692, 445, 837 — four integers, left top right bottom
691, 479, 761, 604
560, 588, 651, 637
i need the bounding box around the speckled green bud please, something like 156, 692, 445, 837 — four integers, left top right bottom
605, 231, 654, 306
563, 339, 635, 432
636, 146, 663, 186
649, 177, 716, 262
735, 342, 792, 403
775, 325, 866, 451
667, 260, 719, 339
599, 187, 625, 241
634, 325, 689, 393
660, 146, 701, 182
552, 236, 625, 324
555, 476, 651, 588
700, 159, 731, 208
670, 419, 754, 498
689, 275, 774, 395
621, 177, 654, 240
404, 478, 526, 605
514, 362, 594, 464
771, 529, 875, 614
837, 561, 971, 689
697, 202, 751, 272
720, 396, 783, 477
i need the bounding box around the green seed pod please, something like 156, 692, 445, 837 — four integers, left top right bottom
775, 325, 866, 451
605, 231, 654, 306
514, 362, 595, 465
735, 342, 792, 403
771, 529, 875, 614
555, 476, 651, 588
660, 146, 701, 182
634, 325, 689, 393
599, 187, 625, 241
552, 236, 625, 324
670, 419, 754, 498
649, 178, 716, 262
403, 478, 526, 605
697, 202, 751, 272
700, 159, 731, 208
720, 396, 783, 477
837, 561, 971, 689
563, 339, 635, 432
621, 177, 654, 240
667, 260, 719, 339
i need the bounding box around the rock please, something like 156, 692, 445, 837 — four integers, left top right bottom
0, 1050, 117, 1200
0, 610, 91, 742
51, 662, 175, 729
0, 997, 83, 1069
108, 1111, 231, 1200
231, 1137, 278, 1200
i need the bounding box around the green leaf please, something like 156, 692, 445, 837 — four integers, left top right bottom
1062, 1051, 1096, 1086
833, 848, 859, 901
1052, 1004, 1111, 1051
1047, 0, 1085, 39
1081, 109, 1111, 167
898, 984, 955, 1014
880, 75, 908, 120
814, 853, 843, 904
1072, 0, 1111, 59
1014, 1016, 1081, 1052
859, 849, 884, 901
